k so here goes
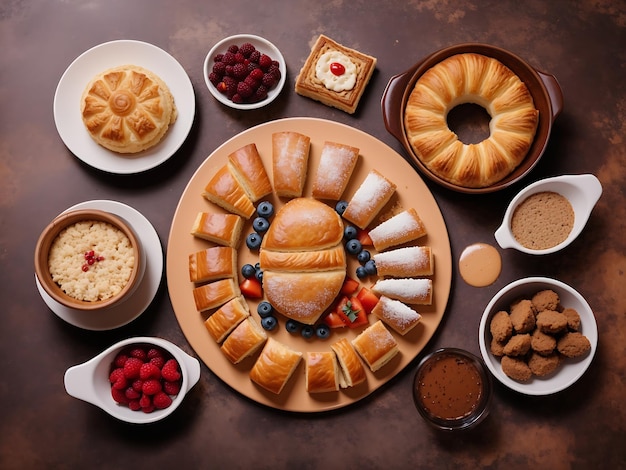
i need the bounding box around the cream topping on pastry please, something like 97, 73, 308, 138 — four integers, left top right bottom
315, 51, 357, 92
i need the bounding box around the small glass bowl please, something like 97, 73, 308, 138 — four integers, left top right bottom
413, 348, 492, 431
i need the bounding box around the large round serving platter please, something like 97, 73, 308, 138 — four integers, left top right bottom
166, 117, 452, 412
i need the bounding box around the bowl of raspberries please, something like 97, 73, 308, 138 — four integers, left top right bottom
204, 34, 286, 109
64, 337, 201, 424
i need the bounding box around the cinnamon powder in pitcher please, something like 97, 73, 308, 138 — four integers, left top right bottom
511, 191, 575, 250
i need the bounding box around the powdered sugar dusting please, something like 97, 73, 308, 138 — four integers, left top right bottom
378, 296, 421, 330
369, 209, 426, 249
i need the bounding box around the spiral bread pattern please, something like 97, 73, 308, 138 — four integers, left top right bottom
81, 65, 177, 153
404, 53, 539, 188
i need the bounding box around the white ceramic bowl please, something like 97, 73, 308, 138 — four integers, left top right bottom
478, 277, 598, 395
494, 174, 602, 254
64, 337, 201, 424
203, 34, 286, 110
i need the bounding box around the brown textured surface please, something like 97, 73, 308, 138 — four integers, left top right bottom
1, 0, 624, 468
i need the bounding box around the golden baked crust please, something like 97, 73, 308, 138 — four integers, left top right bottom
372, 296, 422, 335
221, 317, 267, 364
272, 131, 311, 198
192, 278, 240, 312
305, 351, 340, 393
188, 246, 236, 284
190, 212, 244, 248
228, 143, 273, 202
295, 35, 377, 114
81, 65, 177, 153
311, 141, 359, 200
250, 338, 302, 394
404, 53, 538, 188
351, 320, 399, 372
204, 296, 250, 343
202, 164, 256, 219
330, 338, 366, 388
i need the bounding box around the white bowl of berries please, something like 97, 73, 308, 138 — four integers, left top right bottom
203, 34, 286, 109
64, 337, 201, 424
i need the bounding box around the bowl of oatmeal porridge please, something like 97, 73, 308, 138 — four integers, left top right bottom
35, 209, 142, 310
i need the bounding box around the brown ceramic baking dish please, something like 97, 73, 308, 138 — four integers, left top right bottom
381, 43, 563, 194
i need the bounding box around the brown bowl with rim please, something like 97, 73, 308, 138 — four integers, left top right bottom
34, 209, 142, 311
381, 43, 564, 194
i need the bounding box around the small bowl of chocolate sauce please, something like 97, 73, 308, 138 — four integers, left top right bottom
413, 348, 492, 431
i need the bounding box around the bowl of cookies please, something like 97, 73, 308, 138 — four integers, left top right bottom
381, 43, 564, 194
64, 337, 201, 424
478, 277, 598, 395
34, 209, 143, 311
203, 34, 286, 110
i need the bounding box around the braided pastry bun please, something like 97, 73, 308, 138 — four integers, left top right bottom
81, 65, 177, 153
404, 53, 538, 188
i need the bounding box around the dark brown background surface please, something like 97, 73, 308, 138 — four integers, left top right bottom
1, 1, 624, 468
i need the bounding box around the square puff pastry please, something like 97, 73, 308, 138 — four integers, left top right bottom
250, 337, 302, 394
373, 246, 433, 278
202, 164, 255, 219
204, 296, 250, 343
188, 246, 236, 284
351, 320, 399, 372
221, 317, 267, 364
312, 141, 360, 201
295, 35, 377, 114
305, 351, 340, 393
227, 143, 273, 202
343, 169, 397, 229
372, 296, 422, 336
190, 212, 244, 248
330, 338, 366, 388
192, 278, 240, 312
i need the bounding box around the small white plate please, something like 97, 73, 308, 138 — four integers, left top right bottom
203, 34, 286, 110
54, 40, 195, 174
35, 200, 163, 330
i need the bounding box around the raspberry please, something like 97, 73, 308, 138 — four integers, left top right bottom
139, 393, 152, 408
139, 362, 161, 381
227, 44, 238, 54
131, 379, 143, 393
153, 392, 173, 410
111, 387, 129, 404
212, 61, 226, 76
224, 65, 234, 77
239, 42, 256, 57
109, 368, 127, 390
149, 356, 165, 369
113, 353, 128, 368
129, 347, 147, 361
163, 380, 182, 396
147, 348, 163, 359
234, 52, 245, 64
128, 400, 141, 411
125, 386, 141, 400
123, 357, 143, 379
208, 72, 221, 86
259, 54, 272, 70
231, 94, 244, 104
213, 53, 224, 62
249, 68, 264, 81
249, 50, 261, 63
232, 63, 248, 79
262, 73, 276, 88
142, 405, 155, 414
221, 76, 238, 97
222, 51, 236, 65
268, 64, 281, 80
142, 379, 162, 395
244, 75, 260, 90
237, 81, 253, 99
161, 359, 182, 382
252, 85, 268, 103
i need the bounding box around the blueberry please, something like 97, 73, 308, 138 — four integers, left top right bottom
246, 232, 262, 250
357, 249, 371, 264
257, 301, 273, 318
356, 266, 368, 279
364, 259, 377, 275
241, 263, 256, 279
255, 268, 264, 283
301, 325, 314, 339
344, 225, 358, 240
257, 201, 274, 218
285, 319, 300, 334
252, 216, 270, 233
261, 315, 278, 331
335, 200, 348, 215
345, 238, 362, 255
315, 324, 330, 339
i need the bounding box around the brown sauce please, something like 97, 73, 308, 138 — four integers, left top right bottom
416, 353, 483, 420
459, 242, 501, 287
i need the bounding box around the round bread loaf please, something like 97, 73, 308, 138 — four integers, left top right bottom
80, 65, 177, 153
260, 198, 346, 325
404, 53, 538, 188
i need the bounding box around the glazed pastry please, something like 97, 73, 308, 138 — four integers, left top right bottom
311, 141, 359, 200
204, 296, 250, 343
81, 65, 177, 153
227, 143, 273, 202
190, 212, 244, 248
295, 34, 377, 114
371, 278, 433, 305
249, 337, 302, 394
192, 278, 240, 312
220, 317, 267, 364
368, 208, 427, 251
372, 296, 422, 335
351, 320, 399, 372
404, 53, 539, 188
271, 131, 311, 198
330, 338, 366, 388
343, 169, 397, 229
260, 198, 346, 325
305, 351, 340, 393
188, 246, 236, 283
373, 246, 433, 278
202, 164, 256, 219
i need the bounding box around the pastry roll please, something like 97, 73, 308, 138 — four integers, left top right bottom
221, 317, 267, 364
202, 164, 255, 219
330, 338, 366, 388
371, 278, 433, 305
204, 296, 250, 343
188, 246, 236, 283
227, 143, 272, 202
373, 246, 433, 278
259, 245, 346, 272
372, 296, 422, 335
272, 131, 311, 198
305, 351, 340, 393
368, 208, 427, 251
351, 320, 399, 372
190, 212, 244, 248
343, 169, 396, 229
311, 141, 359, 200
250, 337, 302, 394
192, 278, 240, 312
